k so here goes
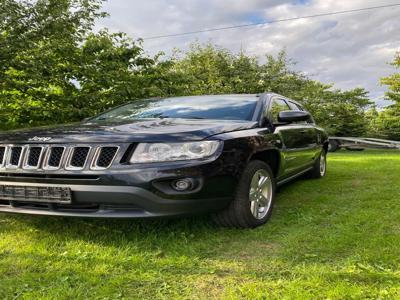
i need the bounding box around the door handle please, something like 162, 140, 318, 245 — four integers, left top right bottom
300, 130, 307, 134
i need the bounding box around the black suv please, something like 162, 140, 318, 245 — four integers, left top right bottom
0, 93, 328, 228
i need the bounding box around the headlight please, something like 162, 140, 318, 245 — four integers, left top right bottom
130, 141, 222, 163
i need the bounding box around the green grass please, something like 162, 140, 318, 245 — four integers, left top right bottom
1, 150, 400, 299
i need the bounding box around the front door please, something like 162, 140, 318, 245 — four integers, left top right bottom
269, 98, 317, 177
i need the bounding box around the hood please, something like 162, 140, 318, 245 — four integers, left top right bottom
0, 119, 258, 144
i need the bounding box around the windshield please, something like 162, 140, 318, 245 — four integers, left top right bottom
92, 95, 259, 122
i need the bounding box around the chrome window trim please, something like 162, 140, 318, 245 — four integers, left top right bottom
90, 146, 120, 170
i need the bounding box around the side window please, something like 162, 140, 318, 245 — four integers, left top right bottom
269, 99, 290, 123
287, 101, 303, 111
288, 101, 314, 124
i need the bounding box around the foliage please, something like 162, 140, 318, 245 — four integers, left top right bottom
296, 84, 370, 136
376, 53, 400, 140
164, 44, 371, 136
381, 52, 400, 103
0, 0, 371, 137
369, 104, 400, 140
0, 0, 156, 129
68, 31, 158, 119
365, 105, 381, 137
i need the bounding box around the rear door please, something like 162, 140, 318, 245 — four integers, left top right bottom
268, 97, 317, 176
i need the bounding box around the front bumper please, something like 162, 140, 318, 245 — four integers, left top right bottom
0, 143, 247, 218
0, 181, 231, 218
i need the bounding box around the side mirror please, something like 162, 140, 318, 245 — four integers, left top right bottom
277, 110, 310, 123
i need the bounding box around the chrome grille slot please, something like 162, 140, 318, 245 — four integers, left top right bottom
47, 147, 65, 168
93, 147, 118, 169
26, 147, 43, 167
0, 147, 6, 166
68, 147, 90, 169
9, 147, 23, 167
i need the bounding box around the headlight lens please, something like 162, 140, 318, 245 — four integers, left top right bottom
130, 141, 222, 163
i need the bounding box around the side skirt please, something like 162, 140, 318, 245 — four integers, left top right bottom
277, 167, 313, 187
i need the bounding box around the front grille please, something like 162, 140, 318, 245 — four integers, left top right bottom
0, 147, 5, 165
27, 147, 42, 167
48, 147, 64, 168
10, 147, 23, 166
69, 147, 90, 168
95, 147, 118, 168
0, 144, 123, 171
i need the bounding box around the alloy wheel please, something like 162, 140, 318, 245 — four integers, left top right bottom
249, 169, 273, 219
320, 152, 327, 176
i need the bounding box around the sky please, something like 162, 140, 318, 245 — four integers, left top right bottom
96, 0, 400, 107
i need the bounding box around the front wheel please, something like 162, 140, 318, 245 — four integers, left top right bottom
212, 160, 276, 228
308, 150, 327, 179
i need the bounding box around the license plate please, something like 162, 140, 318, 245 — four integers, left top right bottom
0, 185, 71, 203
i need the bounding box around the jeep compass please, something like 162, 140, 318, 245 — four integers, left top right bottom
0, 93, 328, 228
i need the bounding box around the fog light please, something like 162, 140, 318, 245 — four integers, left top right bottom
172, 178, 193, 191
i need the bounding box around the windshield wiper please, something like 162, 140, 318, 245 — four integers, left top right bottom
158, 115, 206, 120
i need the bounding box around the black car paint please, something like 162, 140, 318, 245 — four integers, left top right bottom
0, 119, 259, 143
0, 93, 329, 217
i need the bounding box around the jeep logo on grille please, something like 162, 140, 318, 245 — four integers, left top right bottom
28, 136, 52, 142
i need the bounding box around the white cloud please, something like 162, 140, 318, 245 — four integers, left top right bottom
97, 0, 400, 102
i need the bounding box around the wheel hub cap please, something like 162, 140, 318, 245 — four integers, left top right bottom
249, 170, 273, 219
320, 153, 326, 176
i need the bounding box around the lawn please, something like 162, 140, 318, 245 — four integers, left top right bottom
1, 150, 400, 299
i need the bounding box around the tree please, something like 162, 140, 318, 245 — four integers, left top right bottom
0, 0, 100, 128
299, 86, 370, 136
0, 1, 372, 138
167, 43, 370, 136
0, 0, 156, 129
365, 105, 381, 137
374, 106, 400, 140
70, 31, 157, 118
381, 52, 400, 103
376, 52, 400, 140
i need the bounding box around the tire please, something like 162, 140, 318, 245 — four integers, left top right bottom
212, 160, 276, 229
308, 150, 327, 179
328, 140, 340, 152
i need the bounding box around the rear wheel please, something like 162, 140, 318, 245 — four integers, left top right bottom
212, 160, 276, 228
328, 140, 340, 152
